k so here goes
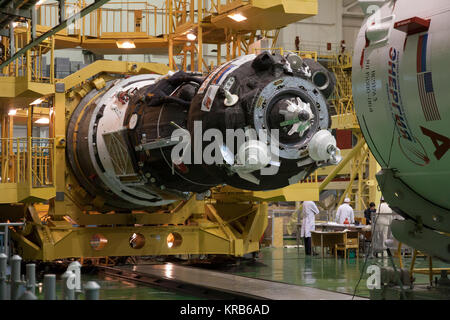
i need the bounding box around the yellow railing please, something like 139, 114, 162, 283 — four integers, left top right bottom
36, 0, 253, 39
0, 138, 55, 188
298, 40, 353, 57
17, 138, 28, 183
1, 138, 19, 183
1, 22, 55, 83
211, 0, 250, 14
168, 0, 248, 26
89, 3, 168, 37
37, 1, 82, 33
301, 171, 318, 184
37, 1, 169, 38
30, 138, 55, 188
327, 53, 355, 124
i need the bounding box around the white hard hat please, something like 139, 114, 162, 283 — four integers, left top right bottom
344, 198, 351, 203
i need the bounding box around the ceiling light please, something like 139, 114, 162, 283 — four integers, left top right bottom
36, 0, 47, 6
8, 109, 17, 116
186, 33, 197, 41
116, 40, 136, 49
228, 13, 247, 22
35, 117, 50, 124
30, 98, 44, 105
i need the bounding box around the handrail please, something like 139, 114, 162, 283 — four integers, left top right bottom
38, 1, 169, 38
0, 137, 55, 187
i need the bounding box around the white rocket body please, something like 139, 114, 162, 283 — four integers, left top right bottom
353, 0, 450, 209
353, 0, 450, 260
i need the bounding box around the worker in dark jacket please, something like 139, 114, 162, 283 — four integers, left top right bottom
295, 36, 300, 51
364, 202, 376, 225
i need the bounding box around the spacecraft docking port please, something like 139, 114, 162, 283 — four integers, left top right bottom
67, 52, 340, 211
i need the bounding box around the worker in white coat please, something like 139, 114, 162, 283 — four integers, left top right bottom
335, 198, 354, 224
374, 197, 393, 256
300, 201, 320, 255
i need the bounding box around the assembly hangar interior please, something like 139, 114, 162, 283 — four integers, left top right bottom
0, 0, 449, 302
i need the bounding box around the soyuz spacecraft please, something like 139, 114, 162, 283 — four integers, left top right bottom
67, 52, 340, 211
353, 0, 450, 261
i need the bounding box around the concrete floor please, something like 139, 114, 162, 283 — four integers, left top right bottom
226, 247, 371, 297
58, 247, 449, 300
222, 247, 450, 298
85, 274, 204, 300
33, 273, 203, 300
119, 263, 363, 299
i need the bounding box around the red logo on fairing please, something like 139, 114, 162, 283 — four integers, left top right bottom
398, 136, 430, 167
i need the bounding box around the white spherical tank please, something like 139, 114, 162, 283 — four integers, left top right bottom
353, 0, 450, 258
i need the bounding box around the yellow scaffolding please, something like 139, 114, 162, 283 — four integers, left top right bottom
0, 0, 327, 261
2, 0, 317, 74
